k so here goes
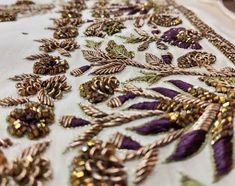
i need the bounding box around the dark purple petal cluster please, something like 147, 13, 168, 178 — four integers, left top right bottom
128, 101, 160, 110
161, 27, 202, 49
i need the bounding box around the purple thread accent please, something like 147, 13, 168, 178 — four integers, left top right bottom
212, 136, 233, 177
151, 87, 179, 98
167, 130, 207, 162
168, 80, 193, 92
80, 65, 91, 72
118, 92, 137, 104
70, 118, 90, 127
140, 9, 149, 14
120, 136, 142, 150
161, 54, 173, 64
134, 118, 180, 135
191, 43, 202, 50
151, 30, 161, 35
128, 8, 139, 15
161, 27, 202, 50
128, 101, 160, 110
20, 111, 39, 125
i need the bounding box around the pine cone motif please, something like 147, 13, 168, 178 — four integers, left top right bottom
53, 26, 78, 39
33, 56, 69, 75
177, 51, 216, 68
16, 77, 42, 96
148, 14, 182, 27
52, 17, 83, 28
42, 75, 72, 99
70, 140, 127, 186
80, 76, 120, 103
11, 157, 52, 186
7, 102, 54, 139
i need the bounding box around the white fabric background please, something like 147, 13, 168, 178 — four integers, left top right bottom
0, 0, 235, 185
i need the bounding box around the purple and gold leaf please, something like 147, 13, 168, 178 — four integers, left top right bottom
128, 101, 160, 110
131, 118, 181, 135
166, 129, 207, 162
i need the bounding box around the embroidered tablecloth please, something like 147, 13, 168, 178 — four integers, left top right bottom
0, 0, 235, 186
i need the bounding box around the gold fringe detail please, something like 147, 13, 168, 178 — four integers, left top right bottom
59, 115, 75, 128
134, 147, 158, 184
69, 124, 103, 148
16, 141, 50, 161
37, 89, 54, 107
70, 68, 83, 77
0, 97, 29, 107
79, 103, 108, 118
0, 138, 13, 148
9, 73, 40, 81
25, 53, 51, 61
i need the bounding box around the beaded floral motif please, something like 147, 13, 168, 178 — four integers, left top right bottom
7, 102, 54, 139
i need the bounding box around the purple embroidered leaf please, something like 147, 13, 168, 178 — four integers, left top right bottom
60, 115, 90, 128
168, 80, 193, 92
107, 92, 137, 108
122, 136, 142, 150
70, 65, 92, 77
212, 136, 233, 180
111, 132, 142, 150
161, 52, 173, 64
130, 118, 181, 135
128, 101, 160, 110
150, 87, 179, 98
166, 129, 207, 162
161, 27, 203, 50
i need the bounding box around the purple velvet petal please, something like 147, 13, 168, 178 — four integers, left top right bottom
161, 27, 202, 50
168, 80, 193, 92
134, 118, 180, 135
178, 42, 190, 49
161, 53, 173, 64
128, 8, 139, 15
167, 129, 207, 162
80, 65, 91, 72
128, 101, 160, 110
121, 136, 142, 150
70, 118, 90, 127
119, 92, 137, 104
212, 136, 233, 178
151, 29, 161, 35
191, 43, 202, 50
150, 87, 179, 98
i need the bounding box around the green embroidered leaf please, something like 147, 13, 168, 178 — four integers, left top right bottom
181, 174, 205, 186
118, 29, 149, 44
106, 40, 135, 59
103, 21, 125, 36
82, 50, 108, 63
118, 34, 143, 43
128, 71, 162, 85
85, 40, 102, 49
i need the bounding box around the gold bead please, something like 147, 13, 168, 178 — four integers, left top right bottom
73, 171, 84, 178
